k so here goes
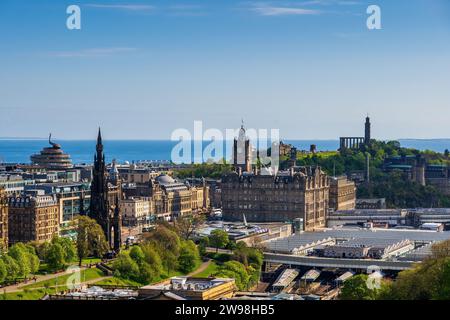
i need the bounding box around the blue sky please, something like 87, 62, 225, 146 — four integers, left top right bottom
0, 0, 449, 140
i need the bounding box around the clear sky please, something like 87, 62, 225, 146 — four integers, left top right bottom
0, 0, 449, 140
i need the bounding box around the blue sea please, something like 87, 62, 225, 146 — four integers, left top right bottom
0, 139, 449, 164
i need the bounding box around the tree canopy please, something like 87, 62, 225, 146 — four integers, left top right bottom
76, 216, 109, 265
209, 229, 229, 252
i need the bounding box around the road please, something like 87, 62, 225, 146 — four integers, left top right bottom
188, 260, 212, 277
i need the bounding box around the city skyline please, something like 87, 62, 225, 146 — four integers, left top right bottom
1, 0, 450, 139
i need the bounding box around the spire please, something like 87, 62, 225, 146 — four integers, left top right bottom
238, 119, 246, 140
110, 159, 119, 182
96, 127, 104, 156
97, 127, 103, 147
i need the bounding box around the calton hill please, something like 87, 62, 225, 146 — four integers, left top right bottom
294, 139, 450, 208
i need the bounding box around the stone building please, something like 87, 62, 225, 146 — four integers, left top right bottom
383, 155, 450, 194
0, 187, 8, 250
0, 174, 35, 196
25, 182, 91, 238
221, 167, 329, 230
328, 176, 356, 211
122, 173, 210, 221
120, 197, 151, 227
356, 198, 386, 209
8, 193, 59, 244
149, 175, 209, 221
118, 164, 171, 185
279, 142, 293, 157
139, 276, 236, 300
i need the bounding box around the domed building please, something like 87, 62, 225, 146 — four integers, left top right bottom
155, 174, 176, 185
30, 134, 73, 170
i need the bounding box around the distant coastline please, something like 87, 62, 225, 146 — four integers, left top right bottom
1, 139, 450, 164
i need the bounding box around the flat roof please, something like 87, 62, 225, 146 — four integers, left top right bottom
265, 227, 450, 253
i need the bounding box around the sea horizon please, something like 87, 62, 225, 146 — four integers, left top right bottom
1, 138, 450, 165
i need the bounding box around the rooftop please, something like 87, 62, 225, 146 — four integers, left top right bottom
141, 277, 234, 292
265, 227, 450, 254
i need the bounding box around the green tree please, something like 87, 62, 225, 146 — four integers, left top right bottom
178, 240, 201, 273
382, 253, 450, 300
113, 252, 139, 280
8, 243, 32, 278
433, 258, 450, 299
233, 242, 263, 268
231, 243, 263, 288
25, 248, 40, 274
340, 274, 381, 300
141, 243, 163, 275
46, 243, 65, 271
76, 216, 109, 266
1, 255, 20, 281
140, 244, 164, 283
33, 241, 51, 261
174, 215, 205, 240
145, 226, 181, 274
198, 237, 209, 256
138, 262, 158, 284
52, 237, 77, 263
209, 229, 229, 252
129, 246, 145, 264
0, 259, 6, 283
145, 226, 181, 254
216, 261, 250, 291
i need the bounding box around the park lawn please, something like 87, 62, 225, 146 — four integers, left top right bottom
153, 259, 202, 282
1, 288, 49, 300
93, 277, 142, 287
107, 259, 203, 287
191, 261, 218, 278
81, 258, 101, 265
23, 268, 104, 290
36, 258, 100, 275
0, 268, 105, 300
297, 150, 338, 160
